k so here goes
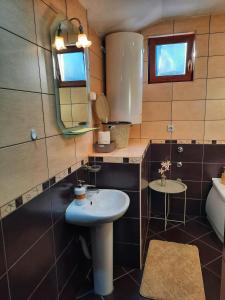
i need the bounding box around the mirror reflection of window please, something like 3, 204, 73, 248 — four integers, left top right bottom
57, 52, 86, 81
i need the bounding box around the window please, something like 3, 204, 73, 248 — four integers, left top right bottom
148, 34, 195, 84
56, 46, 86, 87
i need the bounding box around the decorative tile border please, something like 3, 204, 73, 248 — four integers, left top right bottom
150, 139, 225, 144
89, 156, 143, 164
0, 160, 86, 220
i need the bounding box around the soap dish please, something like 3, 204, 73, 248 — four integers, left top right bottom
94, 142, 116, 153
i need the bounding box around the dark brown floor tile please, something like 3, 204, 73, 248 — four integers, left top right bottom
114, 243, 140, 268
29, 267, 58, 300
113, 265, 127, 280
159, 227, 194, 244
148, 218, 175, 235
0, 274, 10, 300
104, 273, 145, 300
79, 291, 102, 299
195, 217, 212, 228
205, 257, 222, 278
199, 232, 223, 252
191, 240, 221, 266
202, 268, 221, 300
178, 220, 212, 239
128, 269, 143, 286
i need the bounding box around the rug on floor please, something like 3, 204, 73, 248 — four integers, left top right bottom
140, 240, 205, 300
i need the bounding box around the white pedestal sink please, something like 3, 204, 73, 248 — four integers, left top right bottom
65, 189, 130, 296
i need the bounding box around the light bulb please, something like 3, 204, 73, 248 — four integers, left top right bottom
76, 33, 92, 48
55, 35, 66, 51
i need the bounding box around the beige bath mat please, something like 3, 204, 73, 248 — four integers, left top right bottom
140, 240, 205, 300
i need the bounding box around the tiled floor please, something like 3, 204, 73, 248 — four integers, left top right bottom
78, 216, 223, 300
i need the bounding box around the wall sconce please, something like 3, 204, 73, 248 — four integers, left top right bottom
55, 17, 92, 50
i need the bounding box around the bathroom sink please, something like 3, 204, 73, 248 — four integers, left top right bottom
65, 189, 130, 226
65, 189, 130, 296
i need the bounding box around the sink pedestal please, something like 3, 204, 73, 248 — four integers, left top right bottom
91, 222, 113, 296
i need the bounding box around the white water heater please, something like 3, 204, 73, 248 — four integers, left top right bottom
106, 32, 143, 124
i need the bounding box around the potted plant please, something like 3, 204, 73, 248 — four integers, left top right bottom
158, 160, 171, 186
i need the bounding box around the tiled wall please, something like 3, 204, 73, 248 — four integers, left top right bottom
148, 143, 225, 217
0, 0, 104, 213
130, 14, 225, 143
0, 0, 104, 299
0, 166, 93, 299
89, 148, 150, 268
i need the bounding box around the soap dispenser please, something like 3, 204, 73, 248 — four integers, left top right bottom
74, 181, 88, 206
221, 167, 225, 185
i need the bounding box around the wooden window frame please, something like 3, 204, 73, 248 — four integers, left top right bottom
148, 33, 195, 84
56, 45, 86, 88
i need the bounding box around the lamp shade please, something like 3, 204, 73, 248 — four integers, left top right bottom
55, 35, 66, 50
76, 33, 92, 48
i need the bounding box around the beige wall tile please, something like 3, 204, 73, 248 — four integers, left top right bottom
44, 0, 66, 14
194, 57, 207, 79
207, 78, 225, 99
90, 77, 103, 95
174, 16, 210, 34
89, 50, 103, 80
38, 47, 54, 94
143, 39, 148, 61
71, 87, 88, 103
42, 94, 61, 136
0, 0, 36, 43
210, 14, 225, 33
209, 33, 225, 56
75, 132, 93, 161
59, 88, 71, 104
130, 124, 141, 139
61, 105, 72, 122
141, 20, 173, 37
88, 27, 103, 58
0, 89, 45, 147
66, 0, 88, 34
46, 135, 76, 177
173, 79, 206, 100
205, 120, 225, 140
195, 34, 209, 57
208, 56, 225, 78
172, 121, 204, 140
0, 140, 48, 206
0, 29, 40, 92
34, 0, 56, 50
172, 100, 205, 120
143, 61, 148, 83
72, 104, 89, 122
205, 99, 225, 120
143, 83, 172, 101
142, 102, 171, 121
64, 121, 73, 128
141, 122, 171, 139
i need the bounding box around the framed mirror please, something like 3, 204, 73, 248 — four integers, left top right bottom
50, 16, 95, 135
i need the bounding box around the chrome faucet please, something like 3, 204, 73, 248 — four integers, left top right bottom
77, 180, 99, 193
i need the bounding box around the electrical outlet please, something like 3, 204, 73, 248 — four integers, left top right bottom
167, 124, 174, 132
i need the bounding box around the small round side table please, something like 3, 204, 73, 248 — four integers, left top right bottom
149, 179, 187, 230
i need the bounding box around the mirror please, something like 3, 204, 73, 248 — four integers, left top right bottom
50, 17, 94, 135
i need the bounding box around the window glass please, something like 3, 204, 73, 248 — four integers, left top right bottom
57, 52, 86, 82
156, 43, 187, 76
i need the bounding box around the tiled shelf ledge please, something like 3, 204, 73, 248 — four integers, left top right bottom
89, 140, 150, 164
